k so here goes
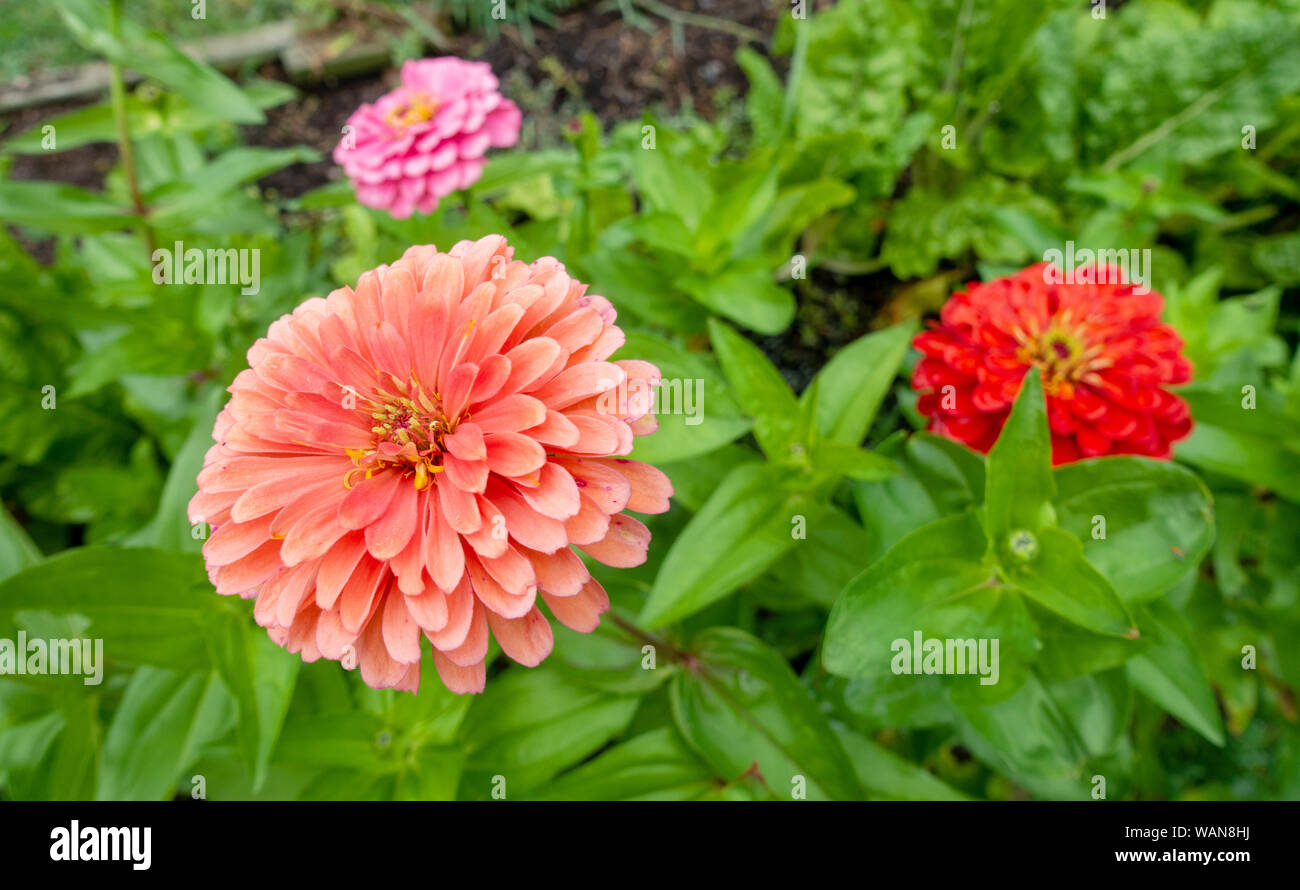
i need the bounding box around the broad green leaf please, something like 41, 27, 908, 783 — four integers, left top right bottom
0, 503, 41, 582
580, 251, 709, 332
683, 262, 795, 335
1044, 669, 1131, 760
618, 329, 750, 464
984, 372, 1055, 543
824, 511, 1035, 703
756, 178, 856, 261
706, 318, 798, 459
208, 616, 300, 791
737, 48, 784, 147
0, 181, 133, 234
853, 432, 986, 563
534, 728, 716, 801
1175, 407, 1300, 504
812, 440, 898, 482
832, 725, 970, 800
473, 148, 577, 193
811, 321, 916, 445
459, 667, 639, 797
768, 503, 873, 606
1006, 526, 1137, 638
631, 130, 712, 231
1126, 600, 1225, 746
601, 212, 695, 257
641, 463, 800, 628
125, 387, 221, 553
2, 80, 295, 154
273, 712, 393, 773
149, 146, 321, 222
0, 547, 219, 671
97, 667, 234, 800
953, 673, 1090, 800
53, 0, 264, 124
394, 747, 465, 801
821, 670, 953, 731
0, 709, 65, 800
694, 155, 779, 264
1054, 457, 1214, 602
671, 629, 862, 800
1028, 601, 1146, 681
49, 695, 100, 800
825, 512, 991, 678
658, 443, 759, 512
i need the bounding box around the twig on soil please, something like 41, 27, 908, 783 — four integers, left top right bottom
598, 0, 765, 46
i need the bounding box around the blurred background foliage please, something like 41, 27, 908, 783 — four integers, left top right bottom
0, 0, 1297, 800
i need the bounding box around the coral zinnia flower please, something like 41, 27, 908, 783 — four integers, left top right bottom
912, 262, 1192, 464
333, 57, 521, 219
188, 236, 671, 693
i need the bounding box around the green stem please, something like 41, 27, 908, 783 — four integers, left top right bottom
108, 0, 154, 256
608, 611, 687, 664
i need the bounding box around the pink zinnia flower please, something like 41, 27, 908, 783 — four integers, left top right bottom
333, 57, 522, 219
188, 236, 672, 694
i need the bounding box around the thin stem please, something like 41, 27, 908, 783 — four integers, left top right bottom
108, 0, 154, 256
629, 0, 764, 45
607, 611, 688, 664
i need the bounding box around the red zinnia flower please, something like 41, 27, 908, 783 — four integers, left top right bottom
189, 236, 671, 694
912, 263, 1192, 465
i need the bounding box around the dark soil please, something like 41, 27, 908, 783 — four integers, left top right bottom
4, 0, 787, 199
1, 0, 879, 373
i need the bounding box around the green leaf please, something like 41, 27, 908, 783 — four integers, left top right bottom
1006, 526, 1137, 638
693, 155, 779, 264
273, 712, 392, 773
1027, 601, 1146, 682
53, 0, 264, 124
1044, 669, 1132, 760
1175, 388, 1300, 501
641, 463, 800, 628
671, 628, 862, 800
853, 432, 987, 563
125, 388, 221, 553
459, 666, 640, 797
737, 48, 784, 147
0, 181, 133, 234
1126, 600, 1225, 746
984, 372, 1055, 543
535, 728, 716, 800
580, 251, 708, 332
768, 503, 873, 607
683, 261, 795, 335
812, 440, 899, 482
824, 511, 1035, 701
1054, 457, 1214, 602
832, 725, 970, 800
45, 694, 100, 800
97, 667, 233, 800
0, 503, 41, 582
953, 673, 1090, 800
473, 148, 577, 193
810, 321, 917, 444
3, 80, 294, 154
706, 318, 798, 459
0, 547, 218, 671
149, 146, 321, 222
208, 618, 300, 792
394, 747, 465, 801
631, 130, 712, 231
618, 329, 750, 463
